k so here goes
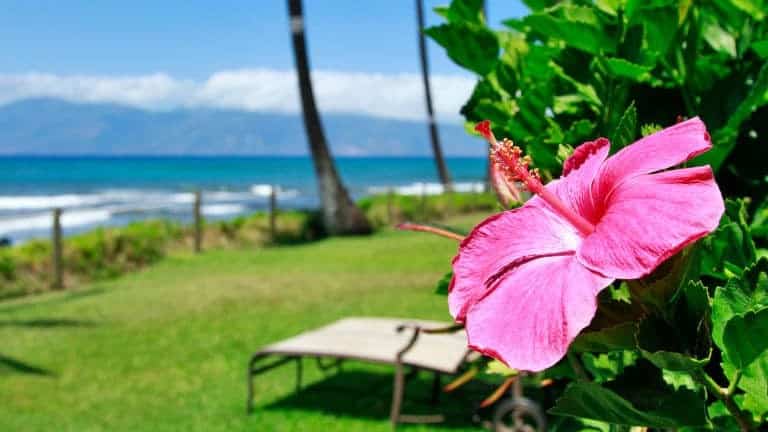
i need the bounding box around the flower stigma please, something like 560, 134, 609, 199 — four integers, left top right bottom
475, 120, 596, 236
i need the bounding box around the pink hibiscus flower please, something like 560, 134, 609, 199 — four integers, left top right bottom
451, 118, 724, 372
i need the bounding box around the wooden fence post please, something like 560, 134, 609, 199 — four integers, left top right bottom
51, 208, 63, 290
387, 188, 395, 225
420, 183, 427, 221
269, 185, 278, 241
194, 190, 202, 253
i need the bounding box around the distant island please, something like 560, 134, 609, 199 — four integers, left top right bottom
0, 98, 482, 157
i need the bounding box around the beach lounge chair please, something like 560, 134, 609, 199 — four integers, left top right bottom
246, 316, 475, 426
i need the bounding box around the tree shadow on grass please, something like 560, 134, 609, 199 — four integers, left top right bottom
0, 318, 97, 328
0, 354, 54, 376
261, 369, 485, 429
0, 287, 106, 313
0, 315, 98, 377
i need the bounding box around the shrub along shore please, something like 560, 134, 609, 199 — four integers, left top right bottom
0, 192, 497, 300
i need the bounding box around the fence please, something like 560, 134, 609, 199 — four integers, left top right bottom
46, 186, 280, 290
40, 183, 488, 289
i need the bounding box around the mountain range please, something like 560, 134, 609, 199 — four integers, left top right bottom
0, 99, 482, 156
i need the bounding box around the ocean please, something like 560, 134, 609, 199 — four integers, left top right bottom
0, 156, 487, 243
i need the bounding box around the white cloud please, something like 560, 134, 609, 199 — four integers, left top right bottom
0, 69, 476, 122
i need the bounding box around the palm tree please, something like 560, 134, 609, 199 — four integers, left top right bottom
287, 0, 371, 235
415, 0, 452, 191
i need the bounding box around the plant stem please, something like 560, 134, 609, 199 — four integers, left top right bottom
395, 222, 465, 242
726, 370, 742, 397
694, 370, 751, 431
567, 352, 590, 382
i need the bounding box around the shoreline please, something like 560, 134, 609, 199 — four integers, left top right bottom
0, 181, 488, 245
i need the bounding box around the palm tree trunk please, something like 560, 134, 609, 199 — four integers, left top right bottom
287, 0, 371, 235
416, 0, 452, 192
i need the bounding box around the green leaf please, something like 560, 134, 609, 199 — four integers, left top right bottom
581, 351, 638, 382
728, 0, 766, 20
549, 416, 611, 432
628, 3, 679, 60
558, 4, 601, 26
701, 15, 737, 58
640, 123, 662, 136
706, 401, 743, 431
486, 359, 516, 376
662, 369, 700, 391
474, 99, 517, 128
435, 271, 452, 296
627, 250, 690, 311
564, 119, 597, 145
609, 101, 638, 150
552, 94, 585, 115
550, 62, 601, 108
711, 258, 768, 350
721, 351, 768, 420
520, 0, 557, 12
688, 199, 757, 281
609, 282, 632, 303
737, 354, 768, 418
550, 363, 709, 427
636, 323, 704, 371
751, 40, 768, 59
588, 287, 646, 332
521, 11, 616, 55
571, 322, 637, 353
425, 23, 499, 76
432, 5, 449, 19
604, 58, 653, 82
722, 307, 768, 369
695, 62, 768, 170
442, 0, 485, 25
637, 281, 711, 371
594, 0, 623, 16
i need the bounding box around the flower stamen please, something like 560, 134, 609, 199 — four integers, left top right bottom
475, 120, 596, 236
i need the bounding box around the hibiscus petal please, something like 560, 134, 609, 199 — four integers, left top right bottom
578, 166, 725, 279
540, 137, 610, 223
449, 205, 580, 321
465, 254, 613, 372
594, 117, 711, 199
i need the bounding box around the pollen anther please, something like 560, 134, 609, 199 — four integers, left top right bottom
475, 120, 596, 236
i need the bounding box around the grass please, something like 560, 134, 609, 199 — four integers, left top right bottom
0, 214, 489, 432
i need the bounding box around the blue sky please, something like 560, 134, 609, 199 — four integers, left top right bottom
0, 0, 525, 77
0, 1, 527, 122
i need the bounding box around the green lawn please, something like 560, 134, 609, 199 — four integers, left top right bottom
0, 215, 488, 431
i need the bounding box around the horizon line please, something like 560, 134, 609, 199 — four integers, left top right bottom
0, 153, 486, 159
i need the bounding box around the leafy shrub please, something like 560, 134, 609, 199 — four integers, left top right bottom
0, 250, 15, 281
425, 1, 768, 429
428, 0, 768, 204
218, 216, 247, 240
359, 191, 499, 226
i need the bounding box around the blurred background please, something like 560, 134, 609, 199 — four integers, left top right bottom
0, 0, 523, 243
3, 1, 767, 431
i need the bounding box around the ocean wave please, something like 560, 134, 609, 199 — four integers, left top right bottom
0, 208, 112, 235
0, 194, 104, 210
367, 181, 486, 196
250, 184, 300, 199
202, 204, 246, 216
0, 187, 301, 214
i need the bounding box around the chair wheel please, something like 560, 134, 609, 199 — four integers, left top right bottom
492, 396, 546, 432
